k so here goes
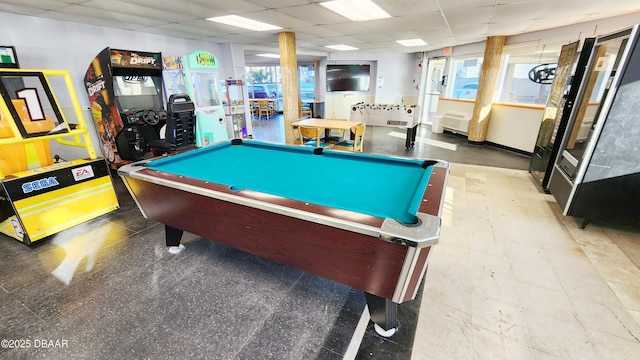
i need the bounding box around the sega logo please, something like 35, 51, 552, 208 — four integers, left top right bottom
22, 177, 59, 193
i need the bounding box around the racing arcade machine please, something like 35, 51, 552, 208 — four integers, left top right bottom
84, 47, 195, 167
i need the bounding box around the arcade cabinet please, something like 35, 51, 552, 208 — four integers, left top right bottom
222, 79, 250, 139
163, 50, 228, 147
84, 47, 196, 167
0, 47, 119, 244
548, 25, 640, 227
529, 38, 595, 192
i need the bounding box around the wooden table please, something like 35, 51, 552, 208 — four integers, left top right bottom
292, 118, 362, 141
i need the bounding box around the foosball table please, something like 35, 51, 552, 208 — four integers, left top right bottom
350, 102, 419, 150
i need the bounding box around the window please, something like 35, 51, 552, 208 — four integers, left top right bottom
245, 64, 316, 110
299, 65, 315, 101
448, 57, 483, 99
497, 43, 562, 105
497, 61, 553, 105
245, 65, 281, 110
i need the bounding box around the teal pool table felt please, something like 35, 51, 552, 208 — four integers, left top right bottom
147, 141, 434, 224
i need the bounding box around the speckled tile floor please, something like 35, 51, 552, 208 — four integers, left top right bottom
1, 116, 638, 359
412, 164, 640, 360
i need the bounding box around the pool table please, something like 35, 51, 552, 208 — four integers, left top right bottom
118, 139, 449, 335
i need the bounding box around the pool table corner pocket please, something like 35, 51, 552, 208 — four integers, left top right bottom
379, 213, 440, 248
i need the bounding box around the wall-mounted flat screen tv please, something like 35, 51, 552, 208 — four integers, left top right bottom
326, 64, 371, 92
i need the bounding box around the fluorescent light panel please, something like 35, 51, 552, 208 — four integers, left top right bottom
320, 0, 391, 21
396, 39, 427, 47
206, 15, 282, 31
256, 53, 280, 58
326, 44, 359, 51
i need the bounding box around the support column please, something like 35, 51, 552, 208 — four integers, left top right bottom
468, 36, 505, 143
279, 31, 299, 145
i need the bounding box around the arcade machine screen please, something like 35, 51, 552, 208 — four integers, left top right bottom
0, 46, 19, 68
113, 75, 163, 112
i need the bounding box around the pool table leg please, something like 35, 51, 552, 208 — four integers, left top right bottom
405, 125, 418, 150
165, 224, 183, 247
364, 293, 398, 337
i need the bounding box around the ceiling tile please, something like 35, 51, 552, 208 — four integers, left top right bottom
277, 4, 349, 25
155, 22, 224, 37
247, 0, 310, 7
124, 0, 218, 18
0, 2, 50, 16
189, 0, 264, 13
438, 0, 495, 11
321, 35, 365, 45
524, 16, 590, 33
487, 20, 536, 36
291, 25, 342, 38
1, 0, 639, 55
444, 6, 494, 26
375, 0, 440, 16
243, 9, 313, 28
392, 13, 448, 29
353, 33, 394, 43
492, 2, 548, 22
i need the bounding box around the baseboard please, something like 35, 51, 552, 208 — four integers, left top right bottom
442, 130, 532, 157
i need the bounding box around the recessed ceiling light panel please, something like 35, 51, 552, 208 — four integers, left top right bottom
207, 15, 282, 31
320, 0, 391, 22
396, 39, 427, 47
256, 53, 280, 58
325, 44, 359, 51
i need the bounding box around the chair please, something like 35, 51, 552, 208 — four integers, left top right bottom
268, 100, 276, 116
299, 100, 312, 118
334, 125, 366, 152
291, 123, 303, 144
292, 122, 325, 144
249, 100, 259, 119
326, 119, 348, 144
257, 99, 273, 120
297, 125, 332, 148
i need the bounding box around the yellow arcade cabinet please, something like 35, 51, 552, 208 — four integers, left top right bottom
0, 67, 119, 244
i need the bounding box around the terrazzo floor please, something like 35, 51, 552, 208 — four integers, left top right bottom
1, 115, 639, 359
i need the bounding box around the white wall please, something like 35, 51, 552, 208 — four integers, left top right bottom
505, 12, 640, 47
435, 99, 475, 116
435, 99, 544, 153
425, 13, 640, 154
1, 11, 238, 160
7, 10, 639, 159
1, 12, 234, 92
320, 52, 421, 119
2, 11, 423, 157
486, 104, 543, 152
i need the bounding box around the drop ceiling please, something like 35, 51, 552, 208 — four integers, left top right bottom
1, 0, 639, 63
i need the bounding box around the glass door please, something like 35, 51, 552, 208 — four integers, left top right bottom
548, 26, 638, 216
555, 32, 629, 180
422, 58, 445, 123
529, 39, 596, 191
